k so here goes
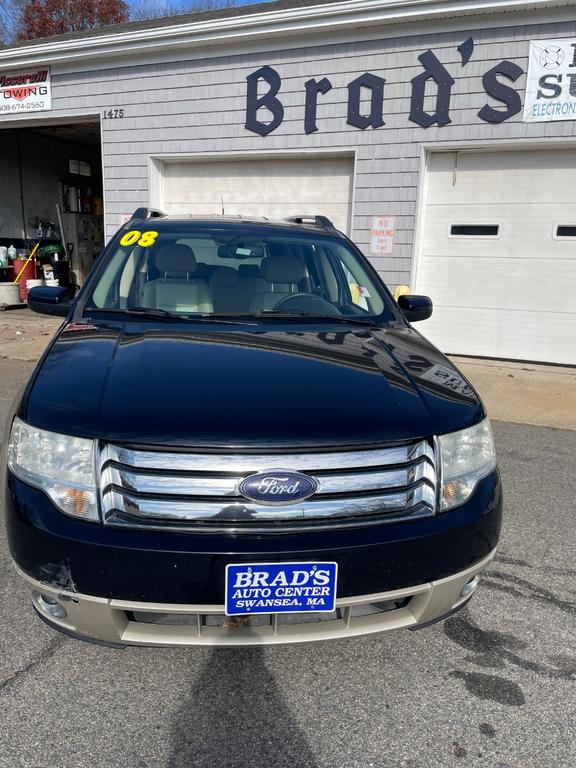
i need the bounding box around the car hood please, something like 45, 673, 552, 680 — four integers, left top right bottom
22, 321, 483, 449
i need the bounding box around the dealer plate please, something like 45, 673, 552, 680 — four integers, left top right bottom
225, 562, 338, 616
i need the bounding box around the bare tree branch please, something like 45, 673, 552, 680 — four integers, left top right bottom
130, 1, 246, 22
15, 1, 129, 41
1, 0, 263, 43
0, 0, 23, 42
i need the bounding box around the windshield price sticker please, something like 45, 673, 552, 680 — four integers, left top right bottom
225, 562, 338, 616
119, 230, 159, 247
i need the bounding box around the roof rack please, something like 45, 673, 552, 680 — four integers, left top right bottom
129, 207, 167, 222
284, 215, 336, 230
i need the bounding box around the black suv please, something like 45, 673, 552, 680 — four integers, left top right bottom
3, 211, 501, 646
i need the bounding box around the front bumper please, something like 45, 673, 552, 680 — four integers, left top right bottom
6, 470, 502, 645
15, 551, 494, 647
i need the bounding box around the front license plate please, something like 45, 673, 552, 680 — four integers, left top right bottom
225, 561, 338, 616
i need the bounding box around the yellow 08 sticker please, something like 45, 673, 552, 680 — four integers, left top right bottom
120, 230, 159, 248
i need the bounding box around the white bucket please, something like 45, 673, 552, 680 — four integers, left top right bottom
26, 279, 44, 289
0, 283, 21, 306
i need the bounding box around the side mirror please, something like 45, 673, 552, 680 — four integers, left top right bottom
27, 286, 74, 317
397, 294, 433, 323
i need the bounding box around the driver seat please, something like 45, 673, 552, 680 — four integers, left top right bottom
250, 252, 306, 312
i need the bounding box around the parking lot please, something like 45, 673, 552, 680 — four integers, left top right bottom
1, 357, 575, 768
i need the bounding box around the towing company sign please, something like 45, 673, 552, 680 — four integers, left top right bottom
524, 39, 576, 122
0, 68, 51, 115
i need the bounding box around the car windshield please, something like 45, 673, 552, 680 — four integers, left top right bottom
84, 225, 395, 321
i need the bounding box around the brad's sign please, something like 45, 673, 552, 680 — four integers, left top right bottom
0, 68, 51, 115
245, 37, 526, 136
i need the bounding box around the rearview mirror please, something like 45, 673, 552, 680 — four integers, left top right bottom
217, 244, 265, 259
27, 286, 74, 317
397, 294, 433, 323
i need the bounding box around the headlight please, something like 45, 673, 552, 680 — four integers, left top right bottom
8, 418, 98, 521
438, 419, 496, 511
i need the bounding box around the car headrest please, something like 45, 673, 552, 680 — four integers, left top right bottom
156, 244, 197, 273
211, 267, 239, 287
238, 264, 262, 279
262, 255, 306, 284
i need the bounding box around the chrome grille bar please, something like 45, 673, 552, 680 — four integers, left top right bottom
102, 442, 433, 473
103, 459, 435, 498
107, 484, 435, 522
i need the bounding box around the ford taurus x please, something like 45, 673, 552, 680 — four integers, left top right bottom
2, 211, 502, 647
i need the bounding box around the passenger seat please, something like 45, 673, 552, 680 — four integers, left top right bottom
142, 244, 213, 313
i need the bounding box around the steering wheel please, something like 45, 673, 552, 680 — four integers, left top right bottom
273, 293, 341, 315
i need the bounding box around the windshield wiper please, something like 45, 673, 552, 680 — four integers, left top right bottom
85, 308, 256, 325
87, 307, 184, 321
85, 307, 381, 328
254, 310, 382, 327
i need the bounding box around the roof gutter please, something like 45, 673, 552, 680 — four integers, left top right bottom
0, 0, 567, 69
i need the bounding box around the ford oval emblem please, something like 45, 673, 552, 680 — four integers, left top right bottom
238, 470, 318, 505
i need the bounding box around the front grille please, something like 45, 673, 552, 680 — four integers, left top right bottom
128, 597, 412, 631
98, 440, 438, 531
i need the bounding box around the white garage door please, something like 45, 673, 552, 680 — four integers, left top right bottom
416, 149, 576, 365
159, 155, 353, 234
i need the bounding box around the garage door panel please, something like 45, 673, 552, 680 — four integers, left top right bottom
428, 150, 576, 205
165, 200, 352, 222
423, 204, 576, 258
418, 149, 576, 364
420, 307, 576, 365
161, 157, 353, 233
494, 310, 576, 364
419, 257, 576, 312
419, 308, 499, 358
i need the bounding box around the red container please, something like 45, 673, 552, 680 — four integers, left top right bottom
13, 258, 37, 301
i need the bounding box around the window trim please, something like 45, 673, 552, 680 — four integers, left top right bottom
69, 158, 91, 177
447, 224, 501, 239
553, 224, 576, 240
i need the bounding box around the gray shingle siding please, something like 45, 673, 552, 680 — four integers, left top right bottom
18, 17, 576, 286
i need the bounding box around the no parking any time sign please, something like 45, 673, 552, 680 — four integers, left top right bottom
370, 216, 396, 256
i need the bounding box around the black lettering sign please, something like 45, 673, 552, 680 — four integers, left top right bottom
537, 74, 563, 99
244, 38, 526, 137
457, 37, 475, 66
409, 50, 455, 128
304, 77, 332, 134
478, 61, 523, 123
245, 65, 284, 137
347, 72, 386, 130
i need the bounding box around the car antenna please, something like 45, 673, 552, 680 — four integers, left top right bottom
221, 196, 225, 215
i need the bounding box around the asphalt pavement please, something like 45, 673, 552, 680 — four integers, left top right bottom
0, 359, 575, 768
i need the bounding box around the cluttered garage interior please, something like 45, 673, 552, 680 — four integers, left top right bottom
0, 121, 103, 298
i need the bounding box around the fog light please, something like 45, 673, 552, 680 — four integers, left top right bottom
33, 591, 68, 619
460, 574, 481, 598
